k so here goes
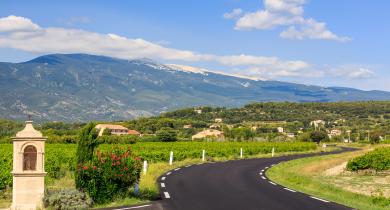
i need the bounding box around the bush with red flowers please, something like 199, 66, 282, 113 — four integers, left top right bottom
77, 147, 142, 204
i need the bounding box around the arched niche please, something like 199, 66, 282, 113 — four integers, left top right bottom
23, 145, 37, 171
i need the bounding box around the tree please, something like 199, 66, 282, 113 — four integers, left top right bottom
75, 122, 99, 188
156, 127, 177, 142
102, 128, 111, 136
310, 130, 329, 144
370, 130, 382, 144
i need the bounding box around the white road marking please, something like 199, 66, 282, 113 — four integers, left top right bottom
164, 191, 171, 199
161, 176, 166, 181
185, 165, 191, 167
114, 204, 152, 210
259, 172, 262, 175
284, 188, 296, 192
271, 164, 275, 166
265, 166, 269, 169
161, 183, 165, 188
261, 176, 266, 180
269, 181, 277, 185
166, 172, 172, 175
261, 169, 264, 172
310, 196, 330, 203
174, 168, 181, 171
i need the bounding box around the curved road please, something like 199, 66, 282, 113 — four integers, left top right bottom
156, 147, 356, 210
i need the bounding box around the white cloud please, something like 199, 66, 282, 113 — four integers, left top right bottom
0, 15, 314, 79
329, 65, 376, 79
223, 8, 243, 19
280, 19, 351, 42
0, 15, 40, 32
227, 0, 350, 41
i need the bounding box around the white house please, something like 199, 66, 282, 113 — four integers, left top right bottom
192, 129, 224, 140
95, 124, 129, 136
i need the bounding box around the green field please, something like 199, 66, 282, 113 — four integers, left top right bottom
0, 142, 316, 190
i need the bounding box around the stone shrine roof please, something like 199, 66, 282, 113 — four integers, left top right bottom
15, 121, 43, 138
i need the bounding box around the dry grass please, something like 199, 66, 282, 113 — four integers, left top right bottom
267, 144, 390, 210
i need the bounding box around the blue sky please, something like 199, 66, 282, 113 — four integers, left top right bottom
0, 0, 389, 90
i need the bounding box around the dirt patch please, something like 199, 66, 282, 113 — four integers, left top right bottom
323, 161, 347, 176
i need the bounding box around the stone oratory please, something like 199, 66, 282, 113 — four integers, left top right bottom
11, 121, 46, 210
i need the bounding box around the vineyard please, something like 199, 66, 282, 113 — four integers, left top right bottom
0, 142, 316, 190
347, 147, 390, 171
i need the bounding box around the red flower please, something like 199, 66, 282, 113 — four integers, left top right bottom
123, 167, 128, 171
93, 166, 97, 170
82, 166, 89, 170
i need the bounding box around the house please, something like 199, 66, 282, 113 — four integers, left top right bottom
329, 129, 342, 137
214, 118, 223, 123
209, 124, 221, 129
128, 130, 141, 136
194, 109, 202, 114
183, 124, 192, 129
310, 120, 325, 129
95, 124, 129, 136
277, 127, 284, 133
192, 129, 224, 140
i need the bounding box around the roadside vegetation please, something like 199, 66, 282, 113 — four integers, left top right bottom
267, 144, 390, 210
2, 101, 390, 208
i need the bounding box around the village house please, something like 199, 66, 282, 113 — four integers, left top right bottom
192, 129, 224, 141
194, 109, 202, 114
310, 120, 325, 127
95, 124, 129, 136
209, 124, 221, 129
214, 118, 223, 123
329, 129, 342, 137
277, 127, 284, 133
183, 124, 192, 129
128, 129, 141, 136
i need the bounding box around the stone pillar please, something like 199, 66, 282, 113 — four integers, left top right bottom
11, 121, 46, 210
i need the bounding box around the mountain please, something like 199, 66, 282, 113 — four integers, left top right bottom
1, 53, 390, 122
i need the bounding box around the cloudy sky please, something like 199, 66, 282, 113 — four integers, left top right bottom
0, 0, 389, 90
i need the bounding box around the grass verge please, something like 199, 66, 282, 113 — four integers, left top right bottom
266, 145, 390, 210
0, 145, 336, 209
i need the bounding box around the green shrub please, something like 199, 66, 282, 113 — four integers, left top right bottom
347, 147, 390, 171
310, 131, 329, 143
77, 147, 142, 204
75, 123, 99, 189
156, 127, 177, 142
43, 189, 92, 210
97, 135, 138, 144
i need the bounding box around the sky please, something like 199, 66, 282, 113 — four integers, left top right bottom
0, 0, 389, 91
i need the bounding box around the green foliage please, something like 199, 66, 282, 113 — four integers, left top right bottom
76, 123, 99, 165
297, 132, 311, 142
76, 123, 99, 189
369, 130, 383, 144
43, 189, 93, 210
347, 147, 390, 171
97, 135, 138, 144
310, 131, 329, 143
138, 135, 159, 142
0, 142, 316, 191
156, 127, 177, 142
76, 147, 142, 204
0, 145, 12, 190
102, 128, 111, 136
99, 142, 317, 162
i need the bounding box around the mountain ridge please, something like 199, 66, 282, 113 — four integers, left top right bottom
1, 53, 390, 122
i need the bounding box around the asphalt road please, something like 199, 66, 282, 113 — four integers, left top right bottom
101, 147, 356, 210
156, 147, 356, 210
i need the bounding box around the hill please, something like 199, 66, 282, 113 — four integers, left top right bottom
1, 53, 390, 121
